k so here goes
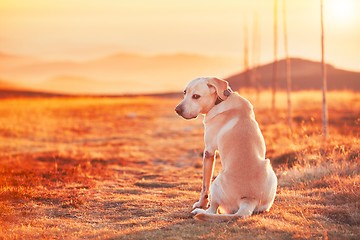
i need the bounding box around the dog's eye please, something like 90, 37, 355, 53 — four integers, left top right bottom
192, 94, 201, 99
183, 90, 186, 95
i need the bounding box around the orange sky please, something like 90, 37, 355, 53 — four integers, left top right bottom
0, 0, 359, 71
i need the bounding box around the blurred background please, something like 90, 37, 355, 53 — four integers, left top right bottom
0, 0, 359, 94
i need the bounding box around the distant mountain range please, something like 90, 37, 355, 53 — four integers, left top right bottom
226, 58, 360, 91
0, 52, 240, 94
0, 79, 66, 98
0, 80, 17, 90
0, 52, 359, 95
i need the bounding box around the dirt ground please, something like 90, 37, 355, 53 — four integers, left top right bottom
0, 91, 359, 239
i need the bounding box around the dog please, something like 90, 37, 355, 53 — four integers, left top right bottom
175, 77, 277, 221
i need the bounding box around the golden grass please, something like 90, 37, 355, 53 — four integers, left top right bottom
0, 91, 359, 239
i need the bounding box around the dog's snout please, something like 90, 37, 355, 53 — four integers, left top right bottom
175, 105, 183, 115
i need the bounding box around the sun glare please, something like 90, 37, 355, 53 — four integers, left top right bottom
327, 0, 356, 24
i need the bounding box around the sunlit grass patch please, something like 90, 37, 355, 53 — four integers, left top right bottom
0, 91, 359, 239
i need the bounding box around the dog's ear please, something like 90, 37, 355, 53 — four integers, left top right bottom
207, 77, 230, 100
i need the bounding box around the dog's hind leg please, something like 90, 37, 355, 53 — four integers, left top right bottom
235, 198, 258, 218
193, 200, 257, 221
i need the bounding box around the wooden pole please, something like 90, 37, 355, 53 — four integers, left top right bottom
252, 13, 261, 103
272, 0, 278, 111
283, 0, 292, 133
321, 0, 328, 138
244, 17, 250, 88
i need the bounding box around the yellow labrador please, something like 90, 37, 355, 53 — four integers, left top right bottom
175, 77, 277, 221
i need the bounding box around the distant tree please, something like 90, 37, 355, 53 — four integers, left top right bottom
272, 0, 278, 110
320, 0, 328, 137
283, 0, 292, 133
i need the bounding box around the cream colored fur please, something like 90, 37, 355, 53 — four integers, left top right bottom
175, 77, 277, 222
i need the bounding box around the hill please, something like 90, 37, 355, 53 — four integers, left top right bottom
0, 52, 240, 94
0, 52, 43, 70
226, 58, 360, 91
0, 80, 18, 90
0, 79, 69, 98
0, 89, 67, 98
34, 76, 117, 95
2, 54, 359, 94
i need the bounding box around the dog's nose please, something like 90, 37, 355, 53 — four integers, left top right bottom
175, 105, 183, 115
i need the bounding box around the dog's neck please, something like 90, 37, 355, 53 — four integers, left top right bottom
214, 88, 233, 106
204, 92, 253, 124
214, 96, 223, 105
205, 91, 234, 123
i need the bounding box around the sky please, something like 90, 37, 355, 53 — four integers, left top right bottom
0, 0, 359, 71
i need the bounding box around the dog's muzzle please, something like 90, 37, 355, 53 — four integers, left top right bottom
175, 105, 183, 115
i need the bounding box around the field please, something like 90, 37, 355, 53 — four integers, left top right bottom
0, 91, 359, 239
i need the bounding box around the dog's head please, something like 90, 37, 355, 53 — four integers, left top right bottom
175, 77, 230, 119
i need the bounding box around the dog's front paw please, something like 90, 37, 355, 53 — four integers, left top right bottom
192, 198, 209, 210
191, 208, 206, 215
192, 201, 202, 210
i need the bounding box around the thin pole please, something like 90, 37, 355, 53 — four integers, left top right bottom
272, 0, 278, 111
283, 0, 292, 133
252, 13, 261, 103
244, 17, 250, 87
321, 0, 328, 138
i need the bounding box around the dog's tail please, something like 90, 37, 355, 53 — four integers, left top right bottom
194, 199, 261, 222
194, 212, 245, 222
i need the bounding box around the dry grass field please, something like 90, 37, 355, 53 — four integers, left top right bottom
0, 91, 359, 239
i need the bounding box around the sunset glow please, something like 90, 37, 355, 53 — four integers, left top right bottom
0, 0, 359, 69
0, 0, 359, 94
327, 0, 356, 24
